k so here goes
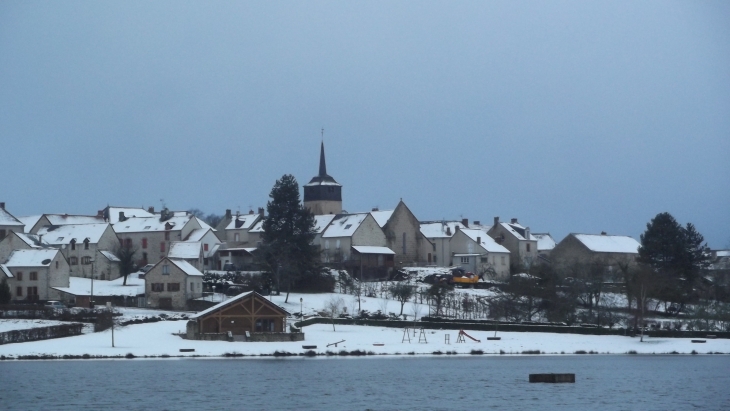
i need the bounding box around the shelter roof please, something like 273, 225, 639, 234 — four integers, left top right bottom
192, 291, 289, 319
352, 246, 395, 255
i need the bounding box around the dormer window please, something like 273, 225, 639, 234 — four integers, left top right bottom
70, 239, 76, 250
83, 239, 90, 250
144, 226, 151, 230
344, 224, 352, 230
57, 237, 64, 242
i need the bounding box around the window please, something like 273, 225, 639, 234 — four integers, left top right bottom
164, 231, 170, 241
30, 272, 38, 281
324, 240, 329, 250
162, 264, 170, 275
81, 257, 92, 265
0, 229, 5, 240
16, 272, 23, 281
69, 257, 78, 265
203, 243, 208, 251
151, 283, 164, 292
344, 224, 352, 230
501, 256, 506, 266
190, 283, 195, 292
142, 238, 148, 249
336, 240, 340, 249
433, 255, 437, 263
27, 286, 38, 300
160, 242, 165, 252
167, 283, 180, 292
432, 242, 436, 252
481, 257, 489, 263
461, 256, 469, 264
55, 261, 59, 269
70, 240, 76, 250
124, 238, 132, 248
526, 243, 531, 252
84, 239, 89, 250
234, 233, 239, 242
16, 287, 22, 297
142, 252, 148, 263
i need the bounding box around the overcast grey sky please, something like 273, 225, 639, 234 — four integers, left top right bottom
1, 1, 728, 247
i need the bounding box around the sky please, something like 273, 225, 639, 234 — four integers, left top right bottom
1, 1, 728, 248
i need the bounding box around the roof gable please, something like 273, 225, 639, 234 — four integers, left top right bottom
192, 291, 290, 318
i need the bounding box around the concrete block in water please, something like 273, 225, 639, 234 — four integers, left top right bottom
529, 373, 575, 383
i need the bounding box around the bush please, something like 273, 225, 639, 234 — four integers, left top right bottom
470, 349, 484, 355
522, 350, 541, 354
575, 350, 587, 354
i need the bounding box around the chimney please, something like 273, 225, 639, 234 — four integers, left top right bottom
148, 206, 155, 213
494, 216, 499, 227
258, 207, 265, 218
525, 227, 530, 240
477, 236, 481, 244
225, 209, 231, 219
511, 218, 518, 224
446, 226, 452, 236
249, 209, 254, 214
119, 211, 126, 222
372, 207, 379, 212
462, 218, 468, 228
474, 221, 480, 226
601, 231, 607, 235
96, 210, 103, 218
0, 202, 5, 209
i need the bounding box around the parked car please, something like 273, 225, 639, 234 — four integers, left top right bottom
223, 263, 237, 271
140, 264, 155, 273
44, 301, 66, 309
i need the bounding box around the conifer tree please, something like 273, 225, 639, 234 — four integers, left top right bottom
260, 174, 323, 302
0, 278, 11, 304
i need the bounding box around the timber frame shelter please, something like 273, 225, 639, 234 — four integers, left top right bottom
187, 291, 290, 338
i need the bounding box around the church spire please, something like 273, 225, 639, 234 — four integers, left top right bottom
318, 140, 327, 177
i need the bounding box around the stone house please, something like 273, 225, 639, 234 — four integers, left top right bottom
0, 202, 25, 241
532, 233, 557, 262
550, 233, 640, 273
36, 223, 120, 280
168, 241, 204, 271
320, 213, 387, 263
186, 291, 298, 342
113, 209, 208, 268
215, 209, 263, 244
184, 227, 222, 270
144, 257, 204, 310
370, 200, 430, 267
0, 231, 51, 262
450, 227, 511, 280
101, 206, 154, 223
420, 220, 468, 267
0, 249, 70, 302
487, 217, 538, 267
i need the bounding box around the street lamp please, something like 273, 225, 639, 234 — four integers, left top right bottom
300, 297, 304, 330
89, 259, 95, 309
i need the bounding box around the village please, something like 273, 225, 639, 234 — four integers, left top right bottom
1, 142, 729, 357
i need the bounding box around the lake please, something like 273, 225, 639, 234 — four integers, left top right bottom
2, 355, 729, 410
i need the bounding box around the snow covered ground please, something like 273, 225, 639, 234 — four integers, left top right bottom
1, 290, 728, 358
0, 319, 71, 333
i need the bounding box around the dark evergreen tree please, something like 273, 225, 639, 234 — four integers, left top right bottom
260, 174, 324, 302
638, 212, 711, 307
0, 278, 11, 304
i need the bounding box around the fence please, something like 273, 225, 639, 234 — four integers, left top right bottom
0, 323, 85, 345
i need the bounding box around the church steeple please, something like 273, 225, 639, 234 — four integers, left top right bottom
319, 141, 327, 177
304, 140, 342, 215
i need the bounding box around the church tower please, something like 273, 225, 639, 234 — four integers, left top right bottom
303, 142, 342, 215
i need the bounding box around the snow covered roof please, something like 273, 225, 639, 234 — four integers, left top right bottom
715, 250, 730, 258
459, 228, 510, 253
1, 265, 13, 278
44, 214, 104, 226
17, 215, 42, 230
113, 215, 193, 233
500, 222, 537, 241
192, 291, 290, 318
14, 232, 50, 248
53, 276, 145, 297
99, 250, 120, 262
313, 214, 336, 234
105, 207, 154, 223
249, 220, 265, 233
185, 228, 212, 242
572, 234, 640, 254
168, 242, 201, 259
37, 223, 111, 245
225, 213, 260, 230
533, 233, 556, 251
370, 210, 394, 228
0, 206, 24, 226
3, 249, 59, 267
352, 246, 395, 255
322, 213, 370, 238
420, 221, 466, 239
168, 258, 204, 276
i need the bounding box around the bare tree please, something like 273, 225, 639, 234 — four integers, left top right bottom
389, 283, 415, 317
324, 296, 344, 331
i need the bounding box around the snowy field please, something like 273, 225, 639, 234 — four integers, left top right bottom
1, 291, 727, 358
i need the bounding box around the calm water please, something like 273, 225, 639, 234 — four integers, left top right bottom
2, 355, 729, 410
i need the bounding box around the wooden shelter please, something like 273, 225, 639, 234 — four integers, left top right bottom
187, 291, 290, 339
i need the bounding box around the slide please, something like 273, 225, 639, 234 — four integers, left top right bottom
459, 329, 481, 342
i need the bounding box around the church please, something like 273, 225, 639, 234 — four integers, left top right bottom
303, 142, 343, 215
